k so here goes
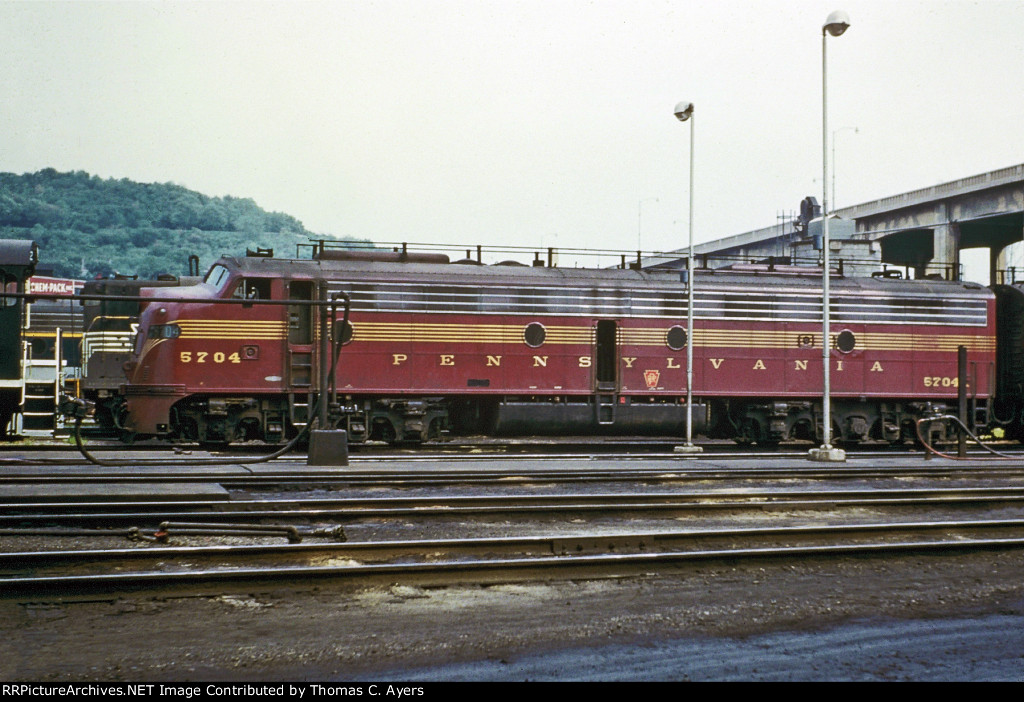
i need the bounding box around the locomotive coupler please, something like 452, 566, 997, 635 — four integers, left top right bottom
916, 403, 955, 450
58, 395, 95, 420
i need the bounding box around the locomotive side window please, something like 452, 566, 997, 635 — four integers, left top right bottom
666, 325, 688, 351
836, 329, 856, 353
523, 322, 546, 348
334, 319, 354, 345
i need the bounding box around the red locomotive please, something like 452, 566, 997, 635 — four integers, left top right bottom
120, 245, 997, 446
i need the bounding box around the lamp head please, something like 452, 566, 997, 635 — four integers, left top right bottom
674, 101, 694, 122
824, 10, 850, 37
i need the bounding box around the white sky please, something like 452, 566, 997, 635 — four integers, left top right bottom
3, 0, 1024, 261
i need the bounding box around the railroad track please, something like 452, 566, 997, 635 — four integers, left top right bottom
7, 436, 1021, 460
5, 518, 1024, 593
7, 458, 1024, 488
7, 486, 1024, 526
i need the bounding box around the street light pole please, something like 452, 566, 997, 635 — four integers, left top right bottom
810, 10, 850, 463
674, 101, 701, 454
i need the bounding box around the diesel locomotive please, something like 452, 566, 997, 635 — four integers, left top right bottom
118, 244, 1002, 447
80, 273, 200, 432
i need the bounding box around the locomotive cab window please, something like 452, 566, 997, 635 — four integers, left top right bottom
205, 264, 232, 293
232, 278, 272, 300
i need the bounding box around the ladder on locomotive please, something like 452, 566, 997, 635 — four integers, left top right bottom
20, 328, 67, 435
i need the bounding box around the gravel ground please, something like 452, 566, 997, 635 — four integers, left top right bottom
5, 547, 1024, 681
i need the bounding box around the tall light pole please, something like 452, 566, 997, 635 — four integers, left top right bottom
810, 10, 850, 463
674, 100, 701, 454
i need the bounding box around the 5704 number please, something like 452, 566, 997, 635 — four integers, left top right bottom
180, 351, 241, 364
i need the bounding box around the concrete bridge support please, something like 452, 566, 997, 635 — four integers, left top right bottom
932, 220, 960, 279
959, 212, 1024, 285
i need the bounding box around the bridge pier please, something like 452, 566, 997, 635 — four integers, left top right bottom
930, 219, 960, 279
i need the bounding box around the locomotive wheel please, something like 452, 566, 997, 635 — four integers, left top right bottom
738, 417, 763, 445
426, 417, 446, 441
370, 417, 397, 444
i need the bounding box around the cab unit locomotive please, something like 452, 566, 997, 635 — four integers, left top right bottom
80, 274, 200, 432
120, 246, 997, 446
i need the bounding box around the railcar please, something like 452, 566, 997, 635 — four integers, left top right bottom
0, 240, 39, 438
121, 247, 997, 446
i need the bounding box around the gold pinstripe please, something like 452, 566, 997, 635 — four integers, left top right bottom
348, 322, 995, 352
351, 322, 594, 344
166, 319, 995, 352
175, 320, 287, 340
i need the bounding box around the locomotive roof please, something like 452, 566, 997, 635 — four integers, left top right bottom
82, 276, 201, 294
0, 239, 38, 273
213, 254, 994, 300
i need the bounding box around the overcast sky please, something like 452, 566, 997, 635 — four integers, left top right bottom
3, 0, 1023, 264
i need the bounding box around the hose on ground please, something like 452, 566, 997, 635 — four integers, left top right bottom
915, 414, 1018, 461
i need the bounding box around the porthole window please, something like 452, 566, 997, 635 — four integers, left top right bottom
666, 325, 688, 351
523, 322, 547, 348
334, 319, 354, 345
836, 329, 856, 354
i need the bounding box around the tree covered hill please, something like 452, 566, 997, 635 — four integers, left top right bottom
0, 168, 367, 279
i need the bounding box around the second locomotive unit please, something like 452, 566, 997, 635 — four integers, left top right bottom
119, 245, 995, 446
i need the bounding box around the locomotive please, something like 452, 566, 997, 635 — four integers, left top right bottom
80, 273, 200, 432
119, 243, 1001, 447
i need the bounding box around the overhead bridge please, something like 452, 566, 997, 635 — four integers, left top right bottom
661, 163, 1024, 283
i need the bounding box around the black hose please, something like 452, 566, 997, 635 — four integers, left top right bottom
915, 414, 1019, 461
72, 413, 314, 467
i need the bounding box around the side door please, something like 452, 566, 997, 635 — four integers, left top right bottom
594, 319, 618, 424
